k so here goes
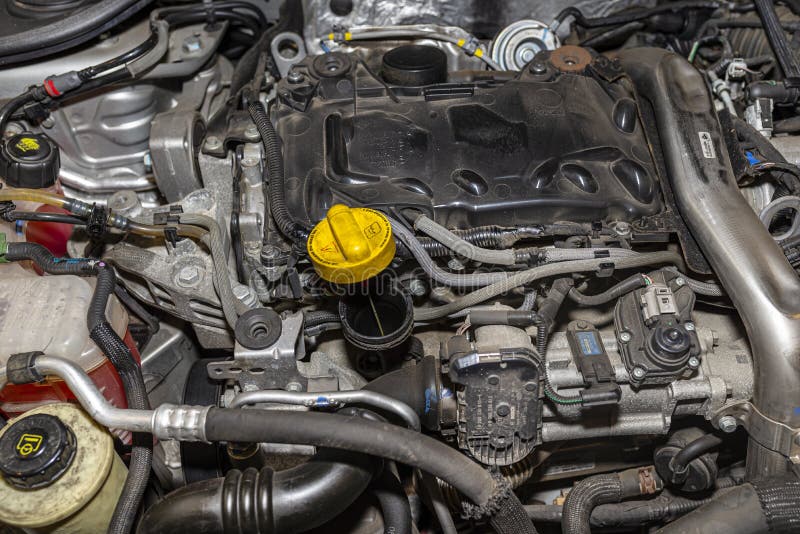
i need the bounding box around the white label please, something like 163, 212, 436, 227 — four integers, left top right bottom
698, 131, 716, 159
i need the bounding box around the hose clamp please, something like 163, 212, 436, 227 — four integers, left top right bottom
712, 401, 800, 464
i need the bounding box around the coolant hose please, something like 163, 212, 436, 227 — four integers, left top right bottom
619, 48, 800, 478
671, 433, 724, 475
4, 243, 151, 534
562, 467, 663, 534
202, 408, 536, 533
374, 464, 413, 534
137, 449, 375, 534
247, 101, 312, 244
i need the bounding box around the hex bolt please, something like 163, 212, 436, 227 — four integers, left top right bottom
718, 415, 738, 433
684, 322, 696, 332
447, 258, 465, 271
675, 277, 686, 287
496, 404, 510, 417
286, 382, 302, 392
204, 136, 221, 151
619, 331, 632, 343
287, 70, 305, 84
617, 223, 632, 236
631, 366, 646, 380
176, 266, 201, 287
529, 61, 547, 74
688, 356, 700, 369
182, 36, 203, 54
407, 279, 427, 297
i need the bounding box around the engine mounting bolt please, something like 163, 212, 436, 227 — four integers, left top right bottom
619, 331, 632, 343
529, 61, 547, 74
204, 136, 222, 151
675, 277, 686, 287
688, 356, 700, 369
287, 70, 305, 84
286, 382, 302, 392
176, 265, 202, 287
244, 125, 260, 141
684, 322, 695, 331
631, 366, 646, 379
718, 415, 738, 433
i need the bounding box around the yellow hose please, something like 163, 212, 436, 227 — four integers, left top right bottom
0, 188, 69, 208
0, 187, 207, 239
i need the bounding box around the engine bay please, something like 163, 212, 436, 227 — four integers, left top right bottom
0, 1, 799, 533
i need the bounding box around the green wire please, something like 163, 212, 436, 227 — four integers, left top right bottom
544, 387, 584, 405
688, 41, 700, 63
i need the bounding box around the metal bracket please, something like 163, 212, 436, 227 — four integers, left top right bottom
207, 312, 307, 391
713, 400, 800, 463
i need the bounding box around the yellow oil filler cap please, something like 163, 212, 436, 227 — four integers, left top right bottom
308, 204, 395, 284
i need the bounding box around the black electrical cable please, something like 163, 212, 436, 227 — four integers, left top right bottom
0, 88, 43, 136
6, 211, 84, 225
59, 69, 134, 102
113, 284, 160, 336
156, 1, 267, 28
248, 101, 312, 244
580, 21, 646, 49
162, 10, 261, 36
230, 161, 247, 284
731, 115, 800, 196
553, 1, 721, 30
78, 31, 159, 81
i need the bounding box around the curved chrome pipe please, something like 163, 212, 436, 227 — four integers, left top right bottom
32, 355, 209, 441
230, 389, 421, 431
620, 48, 800, 477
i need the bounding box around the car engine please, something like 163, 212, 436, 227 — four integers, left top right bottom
0, 1, 800, 533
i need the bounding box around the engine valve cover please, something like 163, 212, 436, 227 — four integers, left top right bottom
274, 49, 662, 228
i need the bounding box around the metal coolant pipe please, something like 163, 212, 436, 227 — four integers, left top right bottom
619, 48, 800, 478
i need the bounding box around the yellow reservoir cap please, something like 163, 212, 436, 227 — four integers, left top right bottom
308, 204, 395, 284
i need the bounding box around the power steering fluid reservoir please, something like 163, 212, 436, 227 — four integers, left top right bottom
0, 403, 126, 532
307, 204, 395, 284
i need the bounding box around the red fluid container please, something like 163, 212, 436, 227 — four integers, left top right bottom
24, 204, 74, 258
0, 331, 139, 417
0, 274, 133, 418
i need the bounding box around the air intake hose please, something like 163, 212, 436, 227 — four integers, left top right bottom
137, 449, 375, 534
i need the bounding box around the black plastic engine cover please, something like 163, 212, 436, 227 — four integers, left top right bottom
274, 50, 662, 228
